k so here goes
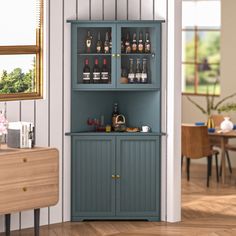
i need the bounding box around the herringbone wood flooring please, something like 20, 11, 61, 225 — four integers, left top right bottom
2, 163, 236, 236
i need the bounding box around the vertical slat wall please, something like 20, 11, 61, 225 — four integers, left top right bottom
0, 0, 167, 232
49, 0, 63, 224
63, 0, 77, 222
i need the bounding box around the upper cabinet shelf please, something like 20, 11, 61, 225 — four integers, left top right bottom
69, 20, 164, 91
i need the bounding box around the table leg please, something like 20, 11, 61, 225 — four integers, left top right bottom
5, 214, 11, 236
34, 208, 40, 236
220, 137, 226, 184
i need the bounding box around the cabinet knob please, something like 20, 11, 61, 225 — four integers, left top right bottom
22, 187, 27, 192
116, 175, 120, 179
112, 175, 116, 179
117, 54, 120, 57
23, 158, 27, 163
112, 54, 116, 57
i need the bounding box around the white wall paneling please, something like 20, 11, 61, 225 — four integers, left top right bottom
49, 0, 63, 224
77, 0, 89, 20
155, 0, 166, 19
34, 0, 51, 226
0, 0, 183, 232
63, 0, 77, 222
0, 102, 6, 231
6, 101, 21, 231
104, 0, 116, 20
117, 0, 128, 20
141, 0, 154, 20
91, 0, 103, 20
128, 0, 141, 20
166, 0, 182, 222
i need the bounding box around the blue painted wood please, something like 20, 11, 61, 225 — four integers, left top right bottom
71, 91, 160, 132
71, 136, 116, 218
116, 136, 160, 219
69, 20, 163, 91
70, 20, 162, 222
71, 23, 116, 89
67, 20, 165, 24
116, 22, 161, 89
66, 132, 166, 136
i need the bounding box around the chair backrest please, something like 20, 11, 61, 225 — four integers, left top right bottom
182, 125, 212, 159
211, 114, 224, 128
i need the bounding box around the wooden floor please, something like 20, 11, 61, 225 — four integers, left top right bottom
2, 163, 236, 236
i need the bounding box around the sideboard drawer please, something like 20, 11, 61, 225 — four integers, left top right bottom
0, 148, 59, 214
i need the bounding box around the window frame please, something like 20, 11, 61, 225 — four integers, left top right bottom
0, 0, 43, 101
182, 0, 221, 96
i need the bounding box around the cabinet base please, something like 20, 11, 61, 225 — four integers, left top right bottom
71, 216, 160, 222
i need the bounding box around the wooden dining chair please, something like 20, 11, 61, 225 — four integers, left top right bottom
182, 125, 219, 187
210, 114, 235, 174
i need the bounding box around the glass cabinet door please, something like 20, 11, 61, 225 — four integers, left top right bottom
116, 23, 161, 90
71, 23, 116, 90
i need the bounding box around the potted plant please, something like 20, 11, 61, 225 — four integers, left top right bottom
186, 84, 236, 127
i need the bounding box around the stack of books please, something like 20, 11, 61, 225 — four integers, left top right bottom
7, 122, 34, 148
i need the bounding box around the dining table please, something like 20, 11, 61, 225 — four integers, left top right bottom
208, 130, 236, 184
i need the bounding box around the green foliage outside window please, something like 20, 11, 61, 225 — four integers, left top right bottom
0, 59, 35, 94
183, 30, 220, 95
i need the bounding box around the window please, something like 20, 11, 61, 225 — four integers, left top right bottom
182, 0, 221, 95
0, 0, 43, 101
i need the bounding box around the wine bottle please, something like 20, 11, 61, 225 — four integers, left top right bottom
121, 37, 125, 53
135, 58, 141, 83
128, 58, 135, 83
112, 103, 119, 131
144, 32, 151, 53
109, 32, 112, 53
93, 58, 101, 84
125, 33, 131, 53
101, 58, 109, 84
141, 58, 148, 83
138, 32, 144, 53
96, 32, 102, 53
104, 32, 110, 54
131, 33, 137, 53
83, 58, 91, 84
85, 31, 92, 53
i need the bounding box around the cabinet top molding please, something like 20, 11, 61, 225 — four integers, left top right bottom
67, 20, 165, 24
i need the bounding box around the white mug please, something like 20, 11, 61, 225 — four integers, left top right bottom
141, 126, 151, 132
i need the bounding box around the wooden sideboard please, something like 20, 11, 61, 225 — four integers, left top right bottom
0, 145, 59, 236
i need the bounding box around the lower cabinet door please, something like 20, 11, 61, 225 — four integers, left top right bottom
116, 136, 160, 219
72, 136, 116, 220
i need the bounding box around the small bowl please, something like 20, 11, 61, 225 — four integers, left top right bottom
195, 122, 205, 126
208, 128, 215, 133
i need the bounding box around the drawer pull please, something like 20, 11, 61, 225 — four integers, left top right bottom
23, 158, 27, 163
112, 175, 116, 179
116, 175, 120, 179
22, 187, 27, 192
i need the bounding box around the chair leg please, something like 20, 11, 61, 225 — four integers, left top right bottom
5, 214, 10, 236
187, 158, 190, 181
215, 154, 219, 183
209, 156, 212, 177
225, 151, 232, 174
207, 156, 212, 187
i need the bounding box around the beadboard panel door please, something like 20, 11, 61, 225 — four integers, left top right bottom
0, 0, 169, 232
116, 136, 160, 219
72, 136, 116, 220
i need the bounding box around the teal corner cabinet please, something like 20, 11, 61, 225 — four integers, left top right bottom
67, 20, 165, 221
